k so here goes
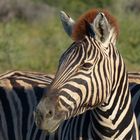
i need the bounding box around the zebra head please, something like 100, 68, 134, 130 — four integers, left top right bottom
34, 10, 119, 133
60, 9, 119, 46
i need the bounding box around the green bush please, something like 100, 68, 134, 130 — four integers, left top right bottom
117, 14, 140, 71
0, 17, 72, 73
0, 0, 139, 74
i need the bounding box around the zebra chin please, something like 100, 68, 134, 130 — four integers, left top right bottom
33, 99, 65, 133
39, 120, 61, 134
34, 110, 63, 133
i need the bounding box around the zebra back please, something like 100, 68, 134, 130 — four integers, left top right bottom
128, 72, 140, 84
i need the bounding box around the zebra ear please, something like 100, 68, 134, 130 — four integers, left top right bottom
91, 12, 111, 42
84, 20, 95, 38
60, 11, 75, 37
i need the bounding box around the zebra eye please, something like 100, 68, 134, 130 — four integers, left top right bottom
81, 62, 93, 69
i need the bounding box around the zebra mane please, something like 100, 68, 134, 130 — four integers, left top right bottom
72, 8, 119, 41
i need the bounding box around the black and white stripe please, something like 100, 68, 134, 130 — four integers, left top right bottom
0, 71, 140, 140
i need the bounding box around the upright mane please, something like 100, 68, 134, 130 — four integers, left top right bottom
72, 8, 119, 41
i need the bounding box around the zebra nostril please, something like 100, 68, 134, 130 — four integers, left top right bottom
45, 109, 54, 118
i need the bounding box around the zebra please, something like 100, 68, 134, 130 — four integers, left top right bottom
60, 11, 140, 131
0, 71, 140, 140
60, 9, 140, 132
34, 9, 140, 139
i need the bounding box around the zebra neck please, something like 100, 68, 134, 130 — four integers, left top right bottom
90, 73, 139, 139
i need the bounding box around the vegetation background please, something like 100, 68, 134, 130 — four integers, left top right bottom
0, 0, 139, 74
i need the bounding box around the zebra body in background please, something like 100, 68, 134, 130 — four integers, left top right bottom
0, 71, 53, 140
129, 72, 140, 131
0, 71, 140, 140
35, 9, 140, 139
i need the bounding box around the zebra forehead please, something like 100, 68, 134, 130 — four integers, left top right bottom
72, 8, 119, 41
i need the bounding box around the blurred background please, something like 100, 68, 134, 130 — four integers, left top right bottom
0, 0, 139, 74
